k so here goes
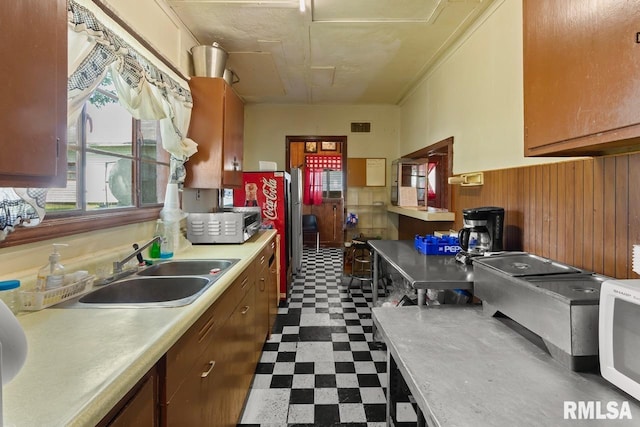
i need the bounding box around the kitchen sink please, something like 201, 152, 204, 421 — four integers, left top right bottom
78, 276, 213, 306
137, 259, 239, 276
57, 258, 240, 308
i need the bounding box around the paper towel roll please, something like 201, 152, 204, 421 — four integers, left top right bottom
0, 299, 27, 384
164, 183, 180, 210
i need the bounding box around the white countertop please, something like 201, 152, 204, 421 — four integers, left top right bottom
4, 230, 276, 427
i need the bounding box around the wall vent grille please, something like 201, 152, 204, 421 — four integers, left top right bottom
351, 122, 371, 133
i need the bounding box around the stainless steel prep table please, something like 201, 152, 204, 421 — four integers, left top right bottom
368, 240, 474, 305
373, 306, 640, 426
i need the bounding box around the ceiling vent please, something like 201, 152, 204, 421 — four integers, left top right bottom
351, 122, 371, 133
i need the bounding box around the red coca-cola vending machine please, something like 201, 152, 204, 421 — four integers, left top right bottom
234, 170, 302, 300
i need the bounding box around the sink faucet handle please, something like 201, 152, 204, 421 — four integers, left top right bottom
133, 243, 144, 265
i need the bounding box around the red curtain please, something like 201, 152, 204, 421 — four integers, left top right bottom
303, 155, 341, 205
427, 162, 437, 200
303, 167, 323, 205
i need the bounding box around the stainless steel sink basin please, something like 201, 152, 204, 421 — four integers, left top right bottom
78, 276, 212, 306
137, 259, 239, 276
57, 258, 240, 308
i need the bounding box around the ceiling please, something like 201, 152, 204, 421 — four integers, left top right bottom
165, 0, 495, 105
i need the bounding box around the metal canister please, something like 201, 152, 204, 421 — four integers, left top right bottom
191, 42, 228, 78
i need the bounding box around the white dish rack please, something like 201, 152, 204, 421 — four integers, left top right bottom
20, 275, 95, 311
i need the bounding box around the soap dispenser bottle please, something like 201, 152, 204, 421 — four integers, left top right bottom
36, 244, 68, 291
149, 220, 162, 259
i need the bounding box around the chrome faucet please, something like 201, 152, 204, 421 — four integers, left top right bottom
113, 236, 162, 273
96, 236, 161, 286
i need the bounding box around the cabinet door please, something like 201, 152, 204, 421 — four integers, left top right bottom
256, 249, 270, 346
225, 283, 257, 425
223, 85, 244, 188
99, 367, 159, 427
165, 333, 225, 427
347, 158, 367, 187
0, 0, 67, 187
185, 77, 225, 188
109, 375, 156, 427
523, 0, 640, 156
268, 238, 278, 334
165, 283, 235, 402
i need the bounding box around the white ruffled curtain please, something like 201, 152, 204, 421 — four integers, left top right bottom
0, 0, 197, 241
67, 0, 197, 172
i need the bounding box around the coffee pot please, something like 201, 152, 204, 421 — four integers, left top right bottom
459, 224, 492, 254
456, 206, 505, 263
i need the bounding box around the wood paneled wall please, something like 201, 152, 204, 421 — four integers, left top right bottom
452, 153, 640, 279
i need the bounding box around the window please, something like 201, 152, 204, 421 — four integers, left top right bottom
323, 170, 343, 199
400, 136, 453, 211
0, 0, 190, 248
304, 155, 342, 204
46, 72, 170, 215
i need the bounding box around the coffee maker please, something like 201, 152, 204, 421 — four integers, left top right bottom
455, 206, 505, 264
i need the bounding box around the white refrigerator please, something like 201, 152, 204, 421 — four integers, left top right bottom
290, 167, 303, 275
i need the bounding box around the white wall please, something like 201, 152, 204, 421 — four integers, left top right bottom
244, 104, 401, 238
76, 0, 198, 82
400, 0, 570, 175
244, 104, 401, 172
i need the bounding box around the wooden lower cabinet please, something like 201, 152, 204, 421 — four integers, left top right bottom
226, 283, 258, 424
102, 239, 278, 427
164, 321, 235, 427
256, 237, 276, 346
162, 241, 278, 427
268, 257, 278, 334
99, 367, 159, 427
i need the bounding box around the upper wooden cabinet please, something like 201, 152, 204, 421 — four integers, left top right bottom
523, 0, 640, 156
347, 158, 386, 187
185, 77, 244, 189
0, 0, 67, 187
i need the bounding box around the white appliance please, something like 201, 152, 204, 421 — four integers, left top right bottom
599, 279, 640, 401
290, 167, 303, 275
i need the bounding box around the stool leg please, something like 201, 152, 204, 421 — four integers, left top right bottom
316, 232, 319, 252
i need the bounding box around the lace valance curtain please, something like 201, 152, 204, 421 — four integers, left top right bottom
68, 0, 197, 172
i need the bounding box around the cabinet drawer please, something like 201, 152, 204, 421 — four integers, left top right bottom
256, 239, 274, 272
165, 329, 226, 426
165, 287, 233, 401
234, 264, 254, 299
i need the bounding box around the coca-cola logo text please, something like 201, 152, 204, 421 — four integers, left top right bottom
261, 177, 278, 220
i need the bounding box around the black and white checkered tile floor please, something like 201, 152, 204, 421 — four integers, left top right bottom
238, 247, 416, 426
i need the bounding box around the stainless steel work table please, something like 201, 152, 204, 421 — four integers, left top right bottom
373, 306, 640, 426
368, 240, 474, 305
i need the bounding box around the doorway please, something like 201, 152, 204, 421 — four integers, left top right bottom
286, 136, 347, 248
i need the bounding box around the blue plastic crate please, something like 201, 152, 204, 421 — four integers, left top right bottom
414, 234, 461, 256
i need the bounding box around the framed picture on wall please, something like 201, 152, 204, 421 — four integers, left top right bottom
321, 141, 337, 151
304, 141, 318, 153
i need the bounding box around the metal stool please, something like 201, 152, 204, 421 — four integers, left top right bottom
348, 242, 372, 290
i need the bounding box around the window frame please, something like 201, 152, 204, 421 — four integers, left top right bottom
403, 136, 453, 211
2, 100, 168, 249
0, 1, 190, 249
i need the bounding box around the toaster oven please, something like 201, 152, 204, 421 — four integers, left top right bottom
187, 207, 261, 244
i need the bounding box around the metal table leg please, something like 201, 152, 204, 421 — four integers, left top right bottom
373, 251, 379, 307
372, 251, 380, 338
417, 289, 426, 306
